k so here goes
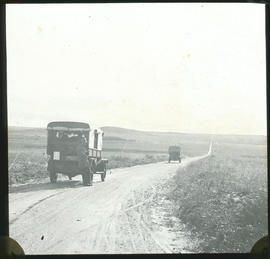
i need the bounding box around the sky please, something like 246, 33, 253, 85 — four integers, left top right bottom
6, 3, 267, 135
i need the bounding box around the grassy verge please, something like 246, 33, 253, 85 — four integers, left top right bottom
9, 151, 48, 185
107, 154, 167, 169
167, 143, 267, 252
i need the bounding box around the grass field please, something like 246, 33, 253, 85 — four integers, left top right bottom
167, 141, 267, 252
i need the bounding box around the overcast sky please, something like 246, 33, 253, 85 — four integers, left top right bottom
6, 3, 266, 135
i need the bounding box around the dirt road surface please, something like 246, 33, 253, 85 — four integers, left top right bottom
9, 146, 211, 254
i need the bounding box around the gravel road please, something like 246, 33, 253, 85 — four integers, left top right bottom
9, 146, 211, 254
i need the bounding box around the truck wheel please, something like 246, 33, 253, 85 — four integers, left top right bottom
49, 170, 57, 183
101, 172, 106, 182
90, 173, 93, 182
101, 166, 106, 182
82, 172, 90, 186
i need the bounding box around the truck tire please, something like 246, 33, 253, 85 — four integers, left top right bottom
90, 173, 93, 183
101, 165, 106, 182
101, 172, 106, 182
82, 172, 91, 186
49, 170, 57, 183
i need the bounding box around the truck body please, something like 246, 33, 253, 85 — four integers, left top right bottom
46, 121, 108, 185
168, 145, 181, 163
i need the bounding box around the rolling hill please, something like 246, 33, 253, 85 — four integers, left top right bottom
8, 125, 266, 156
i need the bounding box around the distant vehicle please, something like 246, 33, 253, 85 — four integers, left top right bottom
168, 145, 181, 163
46, 121, 108, 185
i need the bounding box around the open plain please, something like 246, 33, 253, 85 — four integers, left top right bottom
8, 126, 267, 253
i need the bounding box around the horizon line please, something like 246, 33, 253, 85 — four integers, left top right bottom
8, 124, 267, 137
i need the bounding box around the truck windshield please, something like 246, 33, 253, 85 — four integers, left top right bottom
53, 131, 87, 142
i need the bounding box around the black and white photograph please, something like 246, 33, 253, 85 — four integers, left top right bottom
6, 3, 267, 254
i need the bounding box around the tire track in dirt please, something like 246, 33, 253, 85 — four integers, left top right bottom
123, 185, 156, 213
90, 181, 131, 253
121, 185, 172, 253
123, 211, 136, 252
105, 212, 117, 253
10, 191, 66, 225
127, 189, 148, 252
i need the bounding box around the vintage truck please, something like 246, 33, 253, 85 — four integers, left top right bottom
46, 121, 108, 185
168, 145, 181, 163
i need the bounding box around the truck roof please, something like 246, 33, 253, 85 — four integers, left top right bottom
168, 145, 181, 151
47, 121, 90, 131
